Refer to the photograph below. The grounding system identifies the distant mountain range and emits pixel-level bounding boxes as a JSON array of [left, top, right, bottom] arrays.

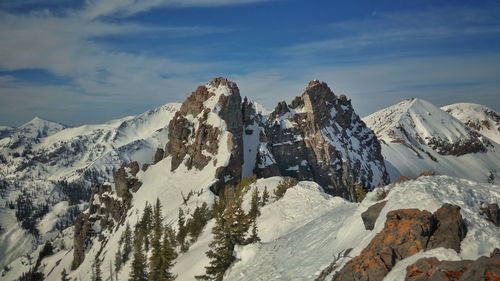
[[364, 98, 500, 184]]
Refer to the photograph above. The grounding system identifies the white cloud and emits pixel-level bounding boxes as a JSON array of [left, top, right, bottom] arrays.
[[0, 5, 226, 125], [229, 53, 500, 117], [283, 5, 500, 56], [82, 0, 275, 19]]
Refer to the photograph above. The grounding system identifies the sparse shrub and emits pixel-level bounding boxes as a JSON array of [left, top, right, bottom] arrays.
[[395, 175, 412, 184], [353, 183, 366, 203], [375, 188, 388, 201], [274, 178, 299, 200], [418, 170, 435, 177]]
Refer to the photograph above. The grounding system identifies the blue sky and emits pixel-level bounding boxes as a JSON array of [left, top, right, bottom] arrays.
[[0, 0, 499, 126]]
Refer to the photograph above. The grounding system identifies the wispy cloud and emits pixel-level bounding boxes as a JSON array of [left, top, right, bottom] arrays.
[[0, 4, 226, 125], [82, 0, 275, 19], [283, 5, 500, 57]]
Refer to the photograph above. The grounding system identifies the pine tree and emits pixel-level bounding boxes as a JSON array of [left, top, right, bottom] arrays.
[[224, 187, 250, 245], [261, 186, 269, 206], [92, 254, 102, 281], [149, 198, 164, 281], [141, 202, 153, 251], [129, 232, 148, 281], [164, 224, 177, 248], [198, 207, 234, 281], [60, 268, 69, 281], [198, 186, 251, 280], [187, 202, 211, 243], [177, 208, 188, 251], [248, 220, 260, 243], [123, 223, 133, 263], [115, 248, 122, 272], [160, 227, 177, 280], [248, 187, 260, 219]]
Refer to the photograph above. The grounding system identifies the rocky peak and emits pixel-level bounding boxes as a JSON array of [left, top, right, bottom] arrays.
[[255, 80, 388, 199], [165, 77, 243, 194]]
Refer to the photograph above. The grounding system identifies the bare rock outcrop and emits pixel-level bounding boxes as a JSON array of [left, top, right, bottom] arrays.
[[480, 203, 500, 226], [71, 213, 92, 269], [256, 80, 388, 199], [114, 161, 142, 200], [361, 201, 387, 230], [405, 249, 500, 281], [165, 77, 243, 194], [333, 204, 467, 281]]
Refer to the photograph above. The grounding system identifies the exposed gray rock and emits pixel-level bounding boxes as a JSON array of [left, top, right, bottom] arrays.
[[361, 201, 387, 230], [480, 203, 500, 226], [405, 248, 500, 281], [114, 161, 142, 200], [427, 203, 467, 252], [153, 147, 164, 164], [256, 80, 388, 199], [71, 214, 91, 269], [165, 77, 243, 194]]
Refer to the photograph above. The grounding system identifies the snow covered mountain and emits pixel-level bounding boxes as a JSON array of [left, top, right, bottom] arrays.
[[363, 98, 500, 184], [1, 79, 499, 281], [442, 103, 500, 145], [0, 103, 179, 269]]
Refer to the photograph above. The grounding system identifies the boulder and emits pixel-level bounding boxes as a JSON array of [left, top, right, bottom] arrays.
[[361, 201, 387, 230], [333, 204, 467, 281], [480, 203, 500, 226], [153, 147, 164, 164], [406, 249, 500, 281]]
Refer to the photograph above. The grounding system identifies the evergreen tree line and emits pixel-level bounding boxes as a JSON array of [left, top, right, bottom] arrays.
[[197, 183, 264, 281], [14, 190, 50, 237], [113, 198, 180, 281]]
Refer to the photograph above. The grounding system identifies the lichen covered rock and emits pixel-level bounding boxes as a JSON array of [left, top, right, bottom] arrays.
[[333, 204, 467, 281], [405, 249, 500, 281]]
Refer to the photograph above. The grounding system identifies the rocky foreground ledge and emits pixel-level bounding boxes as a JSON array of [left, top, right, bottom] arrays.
[[333, 203, 499, 281]]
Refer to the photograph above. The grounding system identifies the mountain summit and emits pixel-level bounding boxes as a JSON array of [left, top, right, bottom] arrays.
[[256, 80, 388, 200], [364, 98, 500, 183]]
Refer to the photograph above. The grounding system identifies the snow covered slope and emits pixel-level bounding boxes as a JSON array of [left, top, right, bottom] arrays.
[[7, 173, 497, 281], [442, 103, 500, 145], [0, 103, 179, 269], [24, 78, 247, 281], [363, 98, 500, 184], [225, 176, 499, 280]]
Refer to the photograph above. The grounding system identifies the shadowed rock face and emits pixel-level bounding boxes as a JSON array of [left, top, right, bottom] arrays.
[[333, 204, 467, 281], [165, 78, 388, 199], [72, 213, 91, 270], [114, 161, 141, 199], [405, 249, 500, 281], [255, 80, 388, 199], [165, 77, 243, 194], [480, 203, 500, 226], [361, 201, 387, 230]]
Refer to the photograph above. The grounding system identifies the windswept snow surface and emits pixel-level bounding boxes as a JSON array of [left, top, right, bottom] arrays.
[[442, 103, 500, 145], [363, 98, 500, 184], [225, 176, 500, 281], [5, 171, 499, 281]]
